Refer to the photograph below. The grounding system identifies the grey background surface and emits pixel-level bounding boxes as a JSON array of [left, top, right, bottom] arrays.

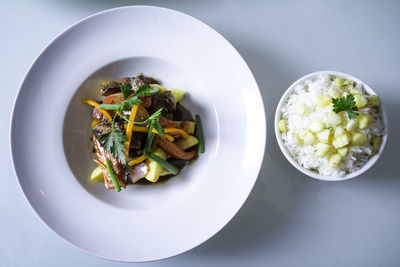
[[1, 0, 400, 266]]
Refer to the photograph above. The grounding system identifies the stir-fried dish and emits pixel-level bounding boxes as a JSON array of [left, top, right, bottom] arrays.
[[83, 74, 204, 191]]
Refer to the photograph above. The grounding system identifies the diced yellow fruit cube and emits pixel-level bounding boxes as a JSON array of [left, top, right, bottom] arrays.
[[350, 88, 363, 95], [352, 132, 367, 146], [171, 88, 185, 102], [358, 114, 372, 129], [317, 129, 331, 144], [329, 153, 343, 168], [90, 166, 104, 182], [333, 133, 351, 149], [337, 147, 348, 157], [354, 94, 368, 108], [303, 132, 315, 145], [145, 147, 167, 182], [331, 90, 341, 98], [346, 119, 358, 132], [317, 95, 331, 107], [343, 80, 354, 90], [309, 121, 325, 133], [176, 135, 199, 151], [316, 143, 331, 158], [293, 134, 303, 146], [186, 121, 196, 135], [334, 126, 345, 137], [278, 120, 287, 132], [297, 129, 307, 140], [327, 113, 342, 126], [372, 137, 382, 155], [369, 95, 380, 107], [334, 77, 344, 88]]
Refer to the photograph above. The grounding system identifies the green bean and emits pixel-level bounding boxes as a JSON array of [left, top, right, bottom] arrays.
[[195, 114, 205, 153], [105, 159, 121, 192]]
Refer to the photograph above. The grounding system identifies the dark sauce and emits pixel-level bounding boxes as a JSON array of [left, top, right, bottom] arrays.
[[174, 103, 195, 122]]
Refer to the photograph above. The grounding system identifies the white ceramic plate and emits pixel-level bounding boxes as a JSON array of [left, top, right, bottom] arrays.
[[10, 6, 266, 262]]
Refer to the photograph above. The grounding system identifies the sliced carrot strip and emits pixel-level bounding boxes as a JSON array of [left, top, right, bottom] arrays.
[[82, 99, 112, 121], [128, 155, 147, 166], [164, 128, 190, 139], [124, 105, 139, 157]]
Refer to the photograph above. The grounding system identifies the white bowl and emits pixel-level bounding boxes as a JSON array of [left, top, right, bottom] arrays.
[[275, 71, 388, 181], [10, 6, 266, 262]]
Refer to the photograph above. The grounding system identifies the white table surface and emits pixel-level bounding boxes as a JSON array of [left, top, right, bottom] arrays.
[[2, 1, 400, 266]]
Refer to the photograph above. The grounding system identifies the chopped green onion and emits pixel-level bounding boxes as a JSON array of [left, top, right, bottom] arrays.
[[98, 104, 122, 110], [152, 120, 165, 138], [143, 125, 155, 156], [334, 77, 344, 88], [147, 153, 179, 175], [105, 159, 121, 192], [195, 114, 205, 153]]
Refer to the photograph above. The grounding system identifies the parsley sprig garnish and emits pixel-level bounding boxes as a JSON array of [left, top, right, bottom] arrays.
[[332, 94, 359, 119], [98, 112, 128, 164], [97, 83, 162, 164]]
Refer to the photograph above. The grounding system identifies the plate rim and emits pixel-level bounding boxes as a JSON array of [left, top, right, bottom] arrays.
[[9, 5, 266, 262]]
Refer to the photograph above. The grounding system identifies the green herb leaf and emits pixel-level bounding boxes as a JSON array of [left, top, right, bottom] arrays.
[[123, 96, 143, 109], [120, 83, 134, 100], [99, 130, 127, 164], [332, 94, 359, 119]]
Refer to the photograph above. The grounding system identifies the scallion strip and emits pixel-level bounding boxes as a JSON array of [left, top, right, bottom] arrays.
[[143, 125, 155, 156], [195, 114, 205, 153], [98, 104, 122, 110], [152, 120, 165, 137], [105, 159, 121, 192], [148, 153, 179, 175]]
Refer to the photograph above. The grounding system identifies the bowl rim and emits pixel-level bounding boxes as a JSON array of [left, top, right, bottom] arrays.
[[274, 70, 388, 181]]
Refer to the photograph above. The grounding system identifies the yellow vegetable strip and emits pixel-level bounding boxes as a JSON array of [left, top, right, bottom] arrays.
[[91, 118, 99, 128], [164, 128, 190, 139], [82, 99, 112, 122], [93, 158, 107, 169], [128, 155, 147, 166], [130, 125, 174, 142], [124, 105, 139, 157]]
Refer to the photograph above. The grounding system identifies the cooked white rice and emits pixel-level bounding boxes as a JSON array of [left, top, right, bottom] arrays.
[[280, 74, 385, 177]]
